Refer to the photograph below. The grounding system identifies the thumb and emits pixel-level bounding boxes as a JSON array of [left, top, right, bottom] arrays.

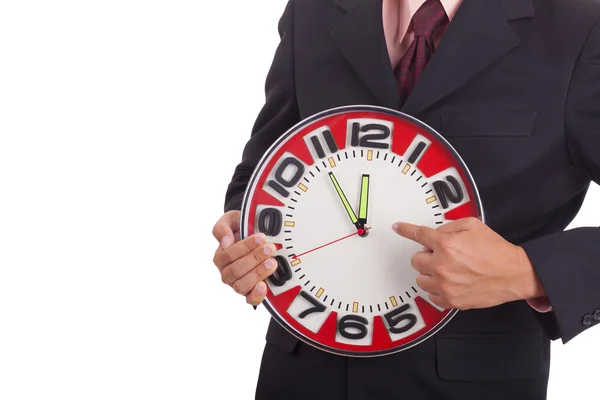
[[212, 210, 241, 250], [436, 218, 473, 234]]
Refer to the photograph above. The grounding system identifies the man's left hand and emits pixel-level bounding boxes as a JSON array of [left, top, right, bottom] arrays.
[[393, 217, 545, 310]]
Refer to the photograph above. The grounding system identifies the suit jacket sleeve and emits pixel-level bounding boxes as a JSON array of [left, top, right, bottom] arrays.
[[521, 18, 600, 344], [224, 0, 300, 213]]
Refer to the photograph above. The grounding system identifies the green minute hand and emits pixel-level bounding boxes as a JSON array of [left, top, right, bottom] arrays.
[[328, 172, 361, 230], [358, 174, 370, 226]]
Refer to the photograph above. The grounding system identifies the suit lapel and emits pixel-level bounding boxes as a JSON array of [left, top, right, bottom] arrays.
[[332, 0, 401, 109], [401, 0, 534, 116]]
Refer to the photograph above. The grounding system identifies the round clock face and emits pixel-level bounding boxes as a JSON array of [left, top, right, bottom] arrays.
[[240, 106, 483, 357]]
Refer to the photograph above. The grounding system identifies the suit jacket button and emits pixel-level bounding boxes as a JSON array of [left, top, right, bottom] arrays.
[[583, 314, 593, 326], [594, 309, 600, 321]]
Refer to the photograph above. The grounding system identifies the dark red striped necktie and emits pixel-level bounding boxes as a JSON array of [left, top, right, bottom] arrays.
[[395, 0, 449, 105]]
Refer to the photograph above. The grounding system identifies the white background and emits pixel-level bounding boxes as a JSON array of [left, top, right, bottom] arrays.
[[0, 1, 598, 399]]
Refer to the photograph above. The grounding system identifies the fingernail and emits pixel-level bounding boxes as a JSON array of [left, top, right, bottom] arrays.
[[257, 281, 266, 294], [392, 223, 399, 232], [265, 258, 277, 270], [255, 233, 267, 244], [221, 236, 234, 249], [264, 243, 276, 255], [253, 283, 266, 310]]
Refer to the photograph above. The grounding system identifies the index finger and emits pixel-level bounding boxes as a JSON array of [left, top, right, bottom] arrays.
[[392, 222, 442, 250]]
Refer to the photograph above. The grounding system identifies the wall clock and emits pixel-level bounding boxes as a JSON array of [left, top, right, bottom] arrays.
[[240, 106, 483, 357]]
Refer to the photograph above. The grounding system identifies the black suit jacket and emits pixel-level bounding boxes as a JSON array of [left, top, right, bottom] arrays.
[[224, 0, 600, 398]]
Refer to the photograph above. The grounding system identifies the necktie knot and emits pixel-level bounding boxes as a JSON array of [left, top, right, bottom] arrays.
[[411, 0, 448, 37]]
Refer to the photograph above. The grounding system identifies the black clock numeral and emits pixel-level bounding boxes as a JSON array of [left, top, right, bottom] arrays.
[[338, 315, 369, 340], [268, 255, 293, 287], [433, 176, 464, 209], [309, 129, 338, 159], [407, 141, 427, 164], [267, 157, 305, 198], [384, 303, 418, 334], [351, 122, 391, 149], [298, 291, 327, 319], [257, 208, 282, 236], [267, 180, 288, 197]]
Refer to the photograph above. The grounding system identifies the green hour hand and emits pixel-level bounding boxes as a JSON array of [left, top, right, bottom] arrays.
[[358, 174, 370, 226], [328, 172, 361, 230]]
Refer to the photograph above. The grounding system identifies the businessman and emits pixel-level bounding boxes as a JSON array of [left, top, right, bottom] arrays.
[[212, 0, 600, 398]]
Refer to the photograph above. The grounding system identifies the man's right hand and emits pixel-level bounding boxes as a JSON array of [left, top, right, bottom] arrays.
[[212, 210, 279, 306]]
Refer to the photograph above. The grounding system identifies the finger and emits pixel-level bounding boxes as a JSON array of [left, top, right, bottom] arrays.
[[428, 293, 450, 310], [214, 233, 269, 271], [410, 251, 434, 274], [416, 273, 438, 294], [212, 211, 241, 249], [232, 258, 279, 296], [393, 222, 442, 250], [246, 281, 268, 306], [221, 239, 277, 285], [223, 246, 278, 286]]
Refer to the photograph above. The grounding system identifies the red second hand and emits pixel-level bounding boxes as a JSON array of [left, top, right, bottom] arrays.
[[291, 227, 371, 259]]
